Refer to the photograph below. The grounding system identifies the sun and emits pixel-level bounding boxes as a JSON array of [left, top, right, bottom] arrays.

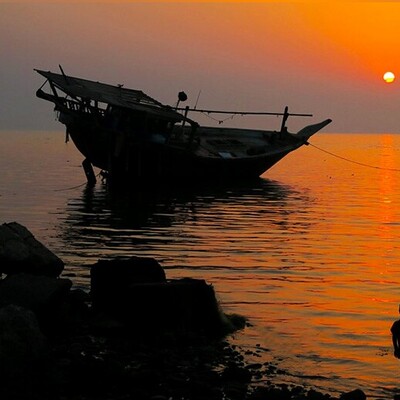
[[383, 71, 395, 83]]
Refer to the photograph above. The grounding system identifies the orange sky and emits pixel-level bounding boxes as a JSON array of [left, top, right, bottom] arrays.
[[0, 1, 399, 132], [297, 3, 400, 77]]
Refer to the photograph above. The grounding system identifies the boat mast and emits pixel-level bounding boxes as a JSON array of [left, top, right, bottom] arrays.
[[280, 106, 289, 135]]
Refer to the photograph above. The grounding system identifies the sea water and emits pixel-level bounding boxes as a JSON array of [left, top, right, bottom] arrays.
[[1, 130, 400, 398]]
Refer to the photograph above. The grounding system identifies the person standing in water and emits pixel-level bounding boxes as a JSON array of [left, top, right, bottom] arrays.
[[391, 305, 400, 358]]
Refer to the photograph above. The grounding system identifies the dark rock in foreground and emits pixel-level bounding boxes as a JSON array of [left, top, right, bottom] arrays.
[[0, 273, 72, 314], [0, 222, 64, 277], [91, 256, 166, 301], [0, 223, 370, 400], [0, 273, 72, 334], [91, 257, 233, 337], [0, 304, 50, 398], [340, 389, 367, 400], [0, 304, 48, 374]]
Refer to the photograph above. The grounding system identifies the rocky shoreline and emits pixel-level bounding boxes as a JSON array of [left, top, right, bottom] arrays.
[[0, 222, 367, 400]]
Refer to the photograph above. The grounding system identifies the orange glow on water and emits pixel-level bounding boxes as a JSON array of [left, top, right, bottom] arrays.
[[2, 131, 400, 395]]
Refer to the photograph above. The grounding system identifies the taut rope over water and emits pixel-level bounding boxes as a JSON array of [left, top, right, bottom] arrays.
[[308, 143, 400, 172]]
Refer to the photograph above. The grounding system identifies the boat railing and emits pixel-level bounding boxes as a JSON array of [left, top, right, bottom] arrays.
[[175, 105, 312, 134], [60, 98, 106, 117]]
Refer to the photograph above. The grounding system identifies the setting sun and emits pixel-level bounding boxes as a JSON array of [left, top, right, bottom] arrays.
[[383, 71, 395, 83]]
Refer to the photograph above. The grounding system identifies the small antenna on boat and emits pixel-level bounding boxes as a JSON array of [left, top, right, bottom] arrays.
[[280, 106, 289, 133], [194, 90, 202, 110]]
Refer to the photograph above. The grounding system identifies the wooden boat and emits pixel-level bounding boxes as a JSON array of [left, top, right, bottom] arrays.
[[35, 67, 332, 185]]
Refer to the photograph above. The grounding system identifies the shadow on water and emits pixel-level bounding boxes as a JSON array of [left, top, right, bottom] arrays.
[[56, 177, 313, 271]]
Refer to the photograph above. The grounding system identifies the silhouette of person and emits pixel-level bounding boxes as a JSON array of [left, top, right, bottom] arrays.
[[391, 305, 400, 358]]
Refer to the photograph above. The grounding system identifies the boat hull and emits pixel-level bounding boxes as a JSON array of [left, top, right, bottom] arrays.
[[66, 122, 298, 183]]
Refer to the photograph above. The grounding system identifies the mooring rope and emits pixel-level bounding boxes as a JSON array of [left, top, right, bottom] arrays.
[[53, 181, 88, 192], [308, 143, 400, 172], [53, 172, 102, 192]]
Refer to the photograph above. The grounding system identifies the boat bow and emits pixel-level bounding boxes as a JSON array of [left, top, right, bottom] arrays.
[[295, 119, 332, 142]]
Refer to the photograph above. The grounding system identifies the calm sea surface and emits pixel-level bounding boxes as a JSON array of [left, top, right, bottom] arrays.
[[1, 130, 400, 398]]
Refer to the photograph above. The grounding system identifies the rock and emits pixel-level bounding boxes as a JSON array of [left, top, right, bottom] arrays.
[[0, 273, 72, 328], [307, 388, 330, 400], [89, 311, 126, 335], [0, 304, 47, 371], [0, 222, 64, 277], [68, 288, 91, 306], [222, 364, 252, 382], [92, 269, 231, 337], [246, 363, 263, 370], [52, 289, 91, 333], [248, 386, 293, 400], [91, 256, 166, 283], [0, 305, 49, 396], [91, 256, 165, 318], [91, 256, 166, 304], [340, 389, 366, 400]]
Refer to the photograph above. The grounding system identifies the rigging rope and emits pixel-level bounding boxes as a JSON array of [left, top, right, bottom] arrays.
[[200, 111, 238, 124], [308, 143, 400, 172]]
